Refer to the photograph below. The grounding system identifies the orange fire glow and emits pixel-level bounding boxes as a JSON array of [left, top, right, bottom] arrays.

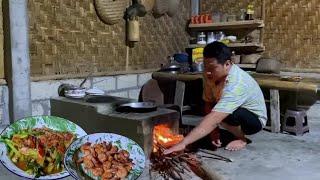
[[153, 124, 184, 150]]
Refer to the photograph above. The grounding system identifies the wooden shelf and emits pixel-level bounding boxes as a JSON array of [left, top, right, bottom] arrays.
[[188, 42, 265, 53], [229, 42, 265, 52], [235, 63, 257, 69], [188, 44, 206, 48], [189, 20, 264, 31]]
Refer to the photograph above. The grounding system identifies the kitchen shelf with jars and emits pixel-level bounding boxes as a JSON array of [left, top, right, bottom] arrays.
[[189, 19, 264, 31], [188, 1, 266, 70]]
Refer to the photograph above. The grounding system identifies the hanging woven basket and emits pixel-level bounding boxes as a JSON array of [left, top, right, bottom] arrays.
[[94, 0, 128, 25], [167, 0, 180, 17], [153, 0, 168, 16], [139, 0, 155, 12]]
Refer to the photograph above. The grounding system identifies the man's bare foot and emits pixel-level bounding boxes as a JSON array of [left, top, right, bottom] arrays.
[[225, 139, 247, 151]]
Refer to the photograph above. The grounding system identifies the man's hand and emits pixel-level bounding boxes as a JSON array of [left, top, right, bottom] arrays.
[[163, 142, 186, 155], [210, 127, 221, 147], [164, 111, 228, 155], [212, 139, 222, 147]]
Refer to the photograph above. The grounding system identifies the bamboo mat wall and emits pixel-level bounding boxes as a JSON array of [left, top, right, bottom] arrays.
[[201, 0, 320, 72], [28, 0, 190, 79]]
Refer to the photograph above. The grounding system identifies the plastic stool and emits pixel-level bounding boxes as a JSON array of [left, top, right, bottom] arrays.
[[283, 108, 309, 135]]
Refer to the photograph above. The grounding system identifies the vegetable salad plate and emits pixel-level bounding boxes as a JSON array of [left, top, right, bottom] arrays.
[[0, 116, 87, 179], [64, 133, 145, 180]]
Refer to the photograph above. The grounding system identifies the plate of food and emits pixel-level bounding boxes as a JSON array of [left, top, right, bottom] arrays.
[[0, 116, 87, 179], [64, 133, 145, 180]]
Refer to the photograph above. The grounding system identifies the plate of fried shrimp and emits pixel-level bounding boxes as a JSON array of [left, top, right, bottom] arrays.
[[64, 133, 145, 180]]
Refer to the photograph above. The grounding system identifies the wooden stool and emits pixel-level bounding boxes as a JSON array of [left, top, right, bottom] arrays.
[[283, 108, 309, 135]]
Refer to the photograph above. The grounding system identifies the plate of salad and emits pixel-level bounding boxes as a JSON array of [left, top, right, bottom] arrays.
[[0, 116, 87, 179]]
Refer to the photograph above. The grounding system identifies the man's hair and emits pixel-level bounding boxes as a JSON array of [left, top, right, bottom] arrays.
[[203, 41, 232, 64]]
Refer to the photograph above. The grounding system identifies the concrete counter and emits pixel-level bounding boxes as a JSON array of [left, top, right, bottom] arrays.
[[152, 71, 320, 133], [152, 71, 320, 95], [50, 96, 180, 152]]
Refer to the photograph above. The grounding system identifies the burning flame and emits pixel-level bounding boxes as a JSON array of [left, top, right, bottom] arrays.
[[153, 124, 184, 150]]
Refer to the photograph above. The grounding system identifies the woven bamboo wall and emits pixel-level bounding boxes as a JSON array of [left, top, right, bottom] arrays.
[[201, 0, 320, 72], [0, 0, 4, 79], [28, 0, 190, 78]]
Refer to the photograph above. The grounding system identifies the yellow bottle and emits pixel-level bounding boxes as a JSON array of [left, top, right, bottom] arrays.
[[246, 4, 254, 20]]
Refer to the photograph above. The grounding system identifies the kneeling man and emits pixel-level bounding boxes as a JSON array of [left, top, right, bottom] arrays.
[[165, 41, 267, 154]]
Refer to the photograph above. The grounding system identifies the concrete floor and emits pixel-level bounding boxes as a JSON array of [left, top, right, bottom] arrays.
[[1, 102, 320, 180]]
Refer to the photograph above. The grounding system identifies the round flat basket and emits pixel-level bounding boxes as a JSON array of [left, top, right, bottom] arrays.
[[139, 0, 155, 12], [167, 0, 180, 17], [94, 0, 128, 25], [153, 0, 169, 16]]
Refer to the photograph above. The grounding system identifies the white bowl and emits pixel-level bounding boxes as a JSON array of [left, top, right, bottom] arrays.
[[226, 36, 237, 42], [65, 88, 86, 98]]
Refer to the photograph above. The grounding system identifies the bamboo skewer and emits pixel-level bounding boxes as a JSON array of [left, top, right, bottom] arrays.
[[198, 149, 233, 162], [151, 139, 231, 179], [199, 155, 232, 162]]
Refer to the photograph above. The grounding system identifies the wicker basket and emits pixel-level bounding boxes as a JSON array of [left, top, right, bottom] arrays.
[[94, 0, 128, 25], [167, 0, 180, 17], [241, 54, 262, 64], [256, 58, 281, 74], [139, 0, 155, 12], [153, 0, 168, 16]]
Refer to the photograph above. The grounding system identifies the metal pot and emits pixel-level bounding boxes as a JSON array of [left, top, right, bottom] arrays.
[[160, 56, 182, 73], [58, 84, 85, 97], [160, 64, 181, 73], [192, 62, 204, 72], [116, 102, 157, 113]]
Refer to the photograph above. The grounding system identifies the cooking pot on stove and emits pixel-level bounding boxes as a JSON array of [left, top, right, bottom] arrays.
[[159, 56, 181, 73]]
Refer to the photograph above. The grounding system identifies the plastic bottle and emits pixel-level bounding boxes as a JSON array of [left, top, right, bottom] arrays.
[[245, 4, 254, 20]]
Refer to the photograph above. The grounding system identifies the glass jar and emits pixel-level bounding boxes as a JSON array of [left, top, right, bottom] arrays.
[[215, 31, 225, 41], [207, 32, 216, 44], [212, 12, 221, 23], [246, 4, 254, 20], [197, 32, 207, 45], [227, 15, 237, 22], [239, 9, 246, 21]]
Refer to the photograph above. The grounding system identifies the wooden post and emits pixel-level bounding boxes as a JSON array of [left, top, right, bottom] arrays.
[[270, 89, 280, 133], [0, 56, 3, 79], [259, 0, 265, 44], [3, 0, 32, 121], [174, 81, 186, 112]]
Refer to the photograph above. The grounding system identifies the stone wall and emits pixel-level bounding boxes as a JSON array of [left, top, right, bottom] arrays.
[[31, 73, 152, 116]]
